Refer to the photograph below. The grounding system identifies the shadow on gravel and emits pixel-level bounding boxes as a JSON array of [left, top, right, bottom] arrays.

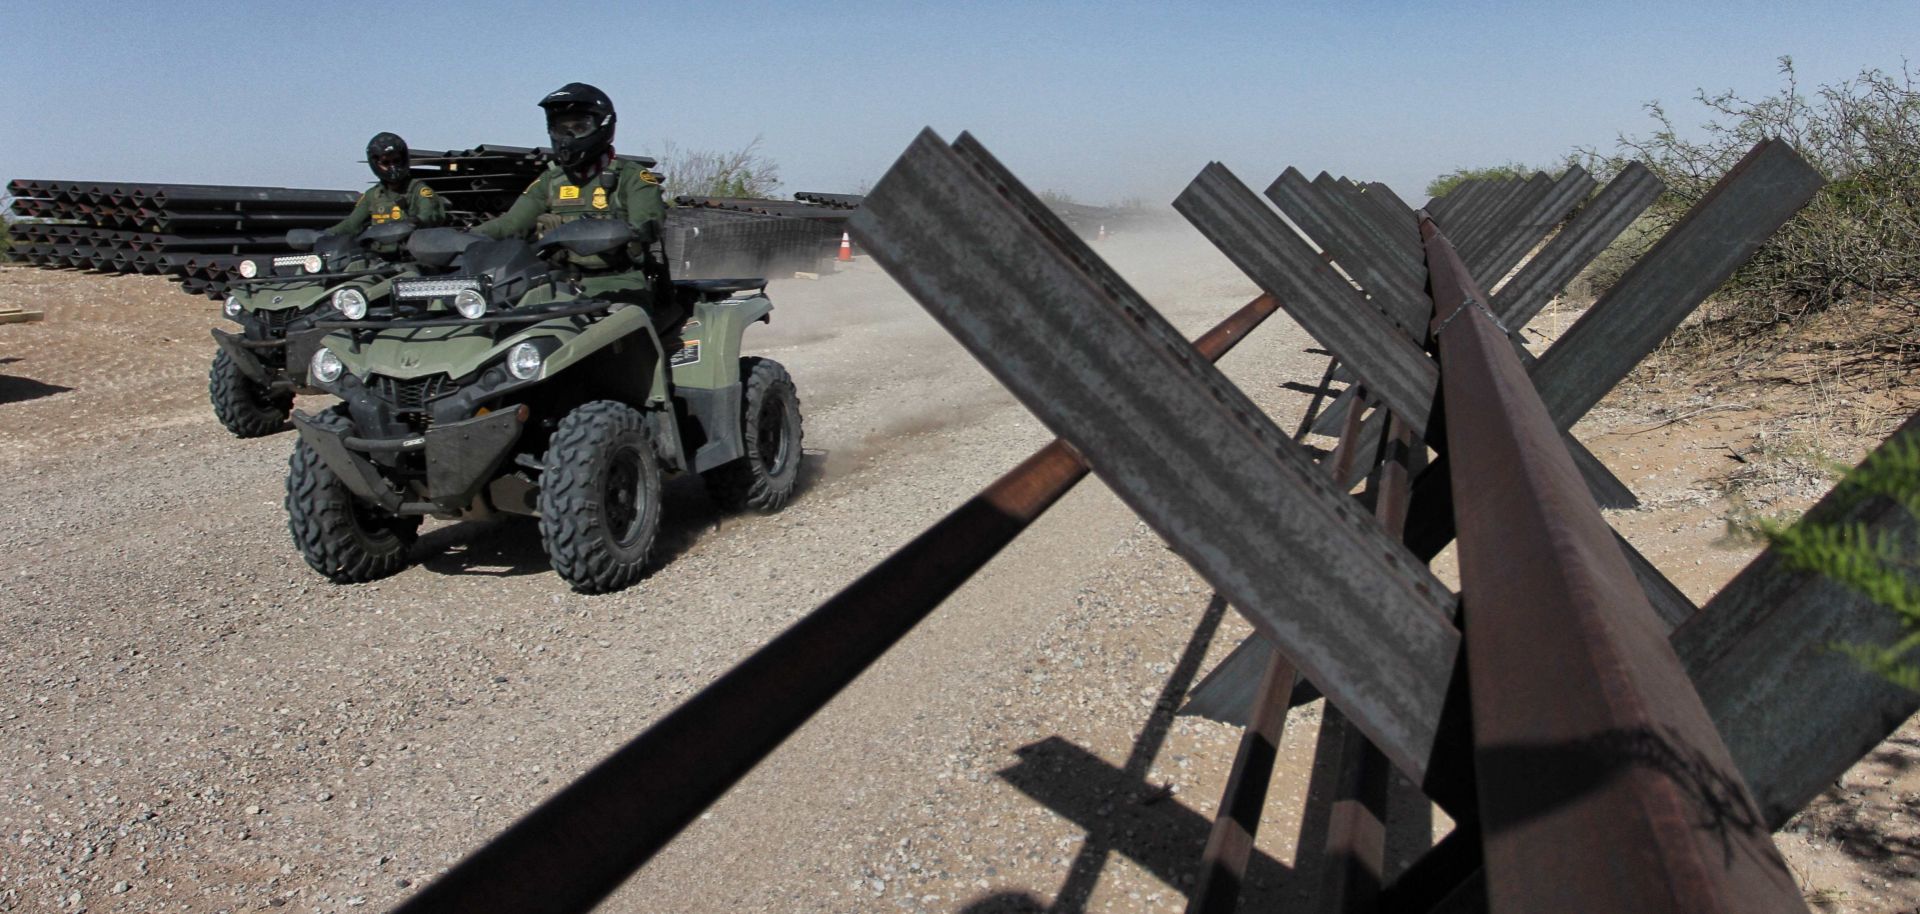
[[416, 517, 550, 578], [983, 594, 1297, 912], [0, 363, 72, 405], [410, 458, 828, 584]]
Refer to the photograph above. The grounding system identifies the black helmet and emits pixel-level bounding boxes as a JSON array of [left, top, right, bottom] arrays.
[[539, 82, 616, 176], [366, 132, 410, 188]]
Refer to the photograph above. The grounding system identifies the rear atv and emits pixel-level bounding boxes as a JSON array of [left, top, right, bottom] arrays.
[[287, 220, 805, 593], [209, 222, 419, 437]]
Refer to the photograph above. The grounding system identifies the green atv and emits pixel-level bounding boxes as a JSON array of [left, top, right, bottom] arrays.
[[286, 220, 804, 593], [209, 221, 419, 437]]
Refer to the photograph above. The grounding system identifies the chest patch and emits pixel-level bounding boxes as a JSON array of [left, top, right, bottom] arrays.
[[558, 185, 582, 200], [591, 186, 609, 210]]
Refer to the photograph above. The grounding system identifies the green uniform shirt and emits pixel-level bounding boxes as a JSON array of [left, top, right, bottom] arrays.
[[325, 178, 448, 236], [474, 160, 666, 252]]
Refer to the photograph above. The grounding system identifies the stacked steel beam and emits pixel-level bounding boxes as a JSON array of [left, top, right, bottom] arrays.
[[668, 193, 855, 278], [5, 179, 356, 298]]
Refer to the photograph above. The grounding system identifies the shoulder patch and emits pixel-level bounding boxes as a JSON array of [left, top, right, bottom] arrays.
[[639, 169, 662, 185], [524, 178, 541, 194], [418, 185, 435, 197]]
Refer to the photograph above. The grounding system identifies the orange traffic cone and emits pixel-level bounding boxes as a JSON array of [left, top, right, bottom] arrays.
[[837, 232, 853, 262]]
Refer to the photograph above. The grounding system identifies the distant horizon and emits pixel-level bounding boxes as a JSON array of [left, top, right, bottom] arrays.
[[3, 2, 1914, 207]]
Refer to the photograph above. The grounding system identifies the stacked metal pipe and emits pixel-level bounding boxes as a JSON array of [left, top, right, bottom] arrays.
[[5, 179, 358, 297], [4, 146, 863, 297]]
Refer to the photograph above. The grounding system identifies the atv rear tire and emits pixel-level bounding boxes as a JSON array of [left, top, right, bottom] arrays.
[[540, 400, 662, 594], [285, 407, 419, 583], [210, 348, 293, 438], [703, 357, 804, 513]]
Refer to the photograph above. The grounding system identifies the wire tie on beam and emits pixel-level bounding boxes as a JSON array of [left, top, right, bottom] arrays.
[[1432, 295, 1508, 337]]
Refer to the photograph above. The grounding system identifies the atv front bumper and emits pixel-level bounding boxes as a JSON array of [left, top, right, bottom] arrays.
[[293, 408, 526, 516], [211, 326, 329, 392]]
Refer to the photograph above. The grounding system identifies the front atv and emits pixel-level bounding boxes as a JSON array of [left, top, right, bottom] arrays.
[[287, 221, 804, 592], [209, 222, 419, 437]]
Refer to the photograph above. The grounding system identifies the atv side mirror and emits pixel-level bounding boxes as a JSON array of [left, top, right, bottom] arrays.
[[535, 219, 634, 258], [358, 219, 416, 247], [410, 227, 487, 269], [285, 228, 321, 251]]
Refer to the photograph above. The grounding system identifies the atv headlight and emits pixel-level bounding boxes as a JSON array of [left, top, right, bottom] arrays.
[[310, 347, 345, 384], [332, 287, 368, 320], [223, 296, 243, 318], [453, 288, 488, 320], [237, 259, 259, 279], [506, 341, 544, 380]]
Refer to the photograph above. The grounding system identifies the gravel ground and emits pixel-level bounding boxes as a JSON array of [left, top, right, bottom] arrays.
[[0, 226, 1914, 913]]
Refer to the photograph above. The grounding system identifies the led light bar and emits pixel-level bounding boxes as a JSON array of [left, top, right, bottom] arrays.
[[395, 277, 484, 300], [273, 254, 323, 273]]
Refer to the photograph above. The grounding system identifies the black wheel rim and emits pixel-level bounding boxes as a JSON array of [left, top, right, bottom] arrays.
[[605, 444, 647, 547], [755, 394, 789, 475]]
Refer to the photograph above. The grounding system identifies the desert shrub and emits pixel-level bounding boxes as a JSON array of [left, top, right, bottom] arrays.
[[1424, 162, 1547, 200], [653, 136, 781, 200], [1578, 59, 1920, 345]]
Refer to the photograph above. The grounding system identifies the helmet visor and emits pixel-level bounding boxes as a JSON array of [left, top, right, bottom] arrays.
[[548, 110, 599, 139]]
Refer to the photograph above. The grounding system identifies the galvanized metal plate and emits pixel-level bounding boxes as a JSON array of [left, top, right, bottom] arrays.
[[854, 129, 1461, 781]]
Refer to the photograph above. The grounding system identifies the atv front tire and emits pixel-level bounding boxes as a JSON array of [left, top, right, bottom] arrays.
[[285, 407, 419, 583], [703, 357, 804, 513], [539, 400, 663, 594], [210, 348, 293, 438]]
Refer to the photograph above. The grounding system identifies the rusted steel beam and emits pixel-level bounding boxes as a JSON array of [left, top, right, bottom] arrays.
[[1187, 651, 1299, 914], [1189, 369, 1420, 914], [1533, 139, 1825, 428], [1177, 164, 1440, 438], [387, 291, 1288, 914], [1425, 216, 1805, 914], [1381, 407, 1920, 914], [858, 129, 1460, 784], [1310, 415, 1420, 913]]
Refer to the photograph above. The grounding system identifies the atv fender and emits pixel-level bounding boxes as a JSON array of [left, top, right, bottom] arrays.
[[291, 412, 407, 513], [211, 328, 275, 386], [540, 304, 673, 408], [669, 295, 774, 392], [666, 294, 774, 472]]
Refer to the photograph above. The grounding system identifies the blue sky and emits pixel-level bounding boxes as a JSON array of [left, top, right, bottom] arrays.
[[3, 1, 1914, 204]]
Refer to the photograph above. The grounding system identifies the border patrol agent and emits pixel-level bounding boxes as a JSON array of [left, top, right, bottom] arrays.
[[475, 83, 671, 318], [325, 132, 448, 238]]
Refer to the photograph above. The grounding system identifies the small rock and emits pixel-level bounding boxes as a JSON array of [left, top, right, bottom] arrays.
[[112, 882, 129, 894]]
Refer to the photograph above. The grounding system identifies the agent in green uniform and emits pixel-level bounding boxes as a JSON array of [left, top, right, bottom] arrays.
[[325, 132, 448, 238], [475, 82, 671, 318]]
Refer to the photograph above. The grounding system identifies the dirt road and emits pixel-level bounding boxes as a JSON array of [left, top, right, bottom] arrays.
[[0, 228, 1912, 913]]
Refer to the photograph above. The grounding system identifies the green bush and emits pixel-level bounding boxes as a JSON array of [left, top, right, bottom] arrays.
[[1757, 432, 1920, 691], [1578, 58, 1920, 343]]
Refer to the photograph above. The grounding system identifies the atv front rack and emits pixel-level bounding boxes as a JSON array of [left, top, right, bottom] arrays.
[[228, 264, 402, 289], [315, 300, 612, 331]]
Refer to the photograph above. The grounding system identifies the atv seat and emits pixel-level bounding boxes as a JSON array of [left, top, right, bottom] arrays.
[[672, 278, 766, 298]]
